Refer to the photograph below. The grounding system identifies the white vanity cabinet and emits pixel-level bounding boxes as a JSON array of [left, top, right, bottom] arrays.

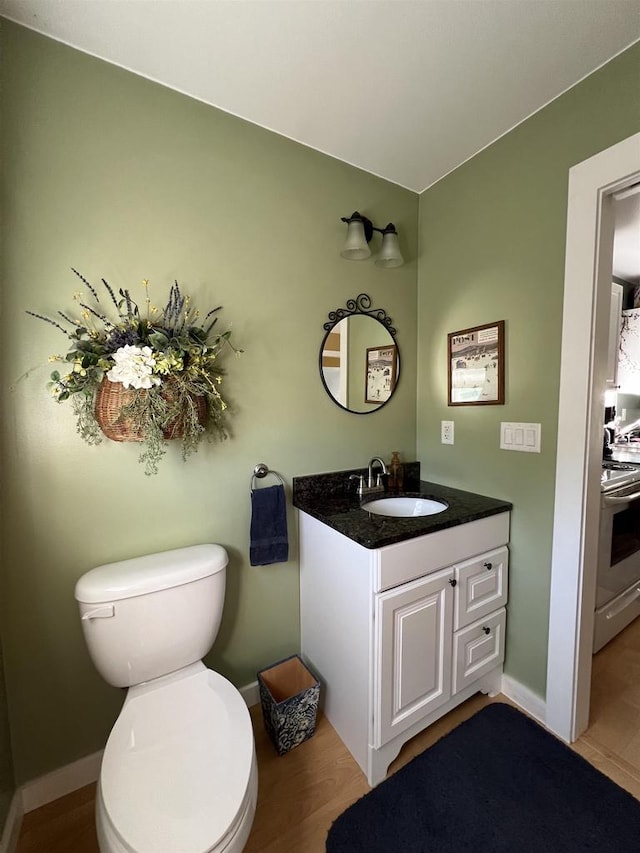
[[299, 510, 509, 787]]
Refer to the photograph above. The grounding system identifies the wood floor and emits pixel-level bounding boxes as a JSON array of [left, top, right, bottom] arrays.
[[17, 617, 640, 852]]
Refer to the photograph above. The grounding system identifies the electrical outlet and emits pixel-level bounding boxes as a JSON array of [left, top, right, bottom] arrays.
[[441, 420, 454, 445]]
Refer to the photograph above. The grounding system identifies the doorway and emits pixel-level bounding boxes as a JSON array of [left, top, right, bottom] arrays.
[[546, 132, 640, 744]]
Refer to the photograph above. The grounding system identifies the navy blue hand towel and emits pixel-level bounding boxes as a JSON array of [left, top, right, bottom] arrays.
[[250, 484, 289, 566]]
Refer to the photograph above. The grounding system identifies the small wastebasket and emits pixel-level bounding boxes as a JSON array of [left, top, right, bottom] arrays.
[[257, 654, 320, 755]]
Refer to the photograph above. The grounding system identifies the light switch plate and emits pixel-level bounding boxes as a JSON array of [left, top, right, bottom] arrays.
[[500, 422, 541, 453], [441, 420, 454, 445]]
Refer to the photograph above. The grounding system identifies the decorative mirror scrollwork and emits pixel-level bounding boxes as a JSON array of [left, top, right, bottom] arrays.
[[320, 294, 400, 414]]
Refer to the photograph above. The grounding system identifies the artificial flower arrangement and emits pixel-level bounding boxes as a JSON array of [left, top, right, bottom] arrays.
[[27, 269, 240, 475]]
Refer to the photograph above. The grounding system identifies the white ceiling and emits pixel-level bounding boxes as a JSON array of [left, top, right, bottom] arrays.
[[2, 0, 638, 280], [1, 0, 638, 194]]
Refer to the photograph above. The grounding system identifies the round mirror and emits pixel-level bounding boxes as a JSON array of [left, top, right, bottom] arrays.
[[319, 295, 400, 414]]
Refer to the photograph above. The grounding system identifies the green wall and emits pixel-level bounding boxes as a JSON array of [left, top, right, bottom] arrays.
[[0, 21, 418, 784], [1, 16, 638, 794], [417, 43, 640, 697]]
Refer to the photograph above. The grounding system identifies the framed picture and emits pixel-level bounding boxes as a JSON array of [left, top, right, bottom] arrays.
[[448, 321, 505, 406], [365, 345, 397, 404]]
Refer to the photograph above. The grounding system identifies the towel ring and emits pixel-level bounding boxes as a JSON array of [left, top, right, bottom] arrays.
[[251, 463, 285, 492]]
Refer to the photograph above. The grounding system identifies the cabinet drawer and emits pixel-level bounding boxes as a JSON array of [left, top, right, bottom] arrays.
[[454, 546, 508, 630], [452, 608, 506, 694], [374, 513, 510, 592]]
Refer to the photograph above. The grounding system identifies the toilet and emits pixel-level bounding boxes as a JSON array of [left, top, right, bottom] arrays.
[[75, 544, 257, 853]]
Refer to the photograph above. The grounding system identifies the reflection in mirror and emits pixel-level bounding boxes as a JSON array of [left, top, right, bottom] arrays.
[[320, 294, 400, 414]]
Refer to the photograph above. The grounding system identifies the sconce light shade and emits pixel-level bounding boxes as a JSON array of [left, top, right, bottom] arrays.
[[340, 212, 372, 260], [374, 224, 404, 269], [340, 211, 403, 267]]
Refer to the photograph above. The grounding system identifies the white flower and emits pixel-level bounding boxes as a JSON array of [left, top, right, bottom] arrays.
[[106, 345, 161, 390]]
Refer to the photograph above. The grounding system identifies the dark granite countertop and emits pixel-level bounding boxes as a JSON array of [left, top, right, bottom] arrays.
[[293, 464, 512, 549]]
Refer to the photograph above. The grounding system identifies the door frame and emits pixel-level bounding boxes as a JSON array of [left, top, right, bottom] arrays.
[[546, 133, 640, 742]]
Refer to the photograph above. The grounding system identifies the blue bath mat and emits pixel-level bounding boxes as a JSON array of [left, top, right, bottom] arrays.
[[326, 703, 640, 852]]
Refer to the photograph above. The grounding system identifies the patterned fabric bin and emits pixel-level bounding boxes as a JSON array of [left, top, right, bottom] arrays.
[[257, 654, 320, 755]]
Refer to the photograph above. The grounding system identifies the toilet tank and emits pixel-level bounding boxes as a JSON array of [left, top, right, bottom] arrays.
[[75, 544, 228, 688]]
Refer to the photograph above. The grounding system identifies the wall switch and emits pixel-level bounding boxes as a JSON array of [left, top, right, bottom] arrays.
[[500, 422, 541, 452], [441, 420, 454, 445]]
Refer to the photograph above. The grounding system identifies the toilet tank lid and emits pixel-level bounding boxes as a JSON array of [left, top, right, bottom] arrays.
[[75, 544, 228, 604]]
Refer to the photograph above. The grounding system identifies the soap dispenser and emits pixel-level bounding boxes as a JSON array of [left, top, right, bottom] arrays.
[[388, 451, 404, 492]]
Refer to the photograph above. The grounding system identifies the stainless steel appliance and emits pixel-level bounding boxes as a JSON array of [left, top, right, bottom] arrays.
[[595, 461, 640, 652]]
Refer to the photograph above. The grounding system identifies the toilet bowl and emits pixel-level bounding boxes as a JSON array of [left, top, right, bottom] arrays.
[[75, 544, 256, 853], [96, 664, 257, 853]]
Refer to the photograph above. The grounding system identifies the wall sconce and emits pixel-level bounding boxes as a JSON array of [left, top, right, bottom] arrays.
[[340, 211, 404, 268]]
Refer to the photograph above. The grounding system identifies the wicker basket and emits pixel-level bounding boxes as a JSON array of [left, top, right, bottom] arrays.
[[95, 377, 207, 442]]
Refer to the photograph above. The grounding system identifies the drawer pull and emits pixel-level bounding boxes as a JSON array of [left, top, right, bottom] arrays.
[[448, 578, 457, 587], [482, 626, 491, 635], [484, 562, 493, 570], [605, 587, 640, 620]]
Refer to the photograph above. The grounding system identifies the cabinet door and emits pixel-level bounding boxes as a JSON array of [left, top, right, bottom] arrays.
[[374, 567, 453, 748], [453, 608, 506, 694], [454, 546, 508, 630]]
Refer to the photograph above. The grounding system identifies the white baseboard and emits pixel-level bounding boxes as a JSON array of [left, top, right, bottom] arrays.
[[240, 679, 260, 708], [0, 791, 24, 853], [501, 673, 547, 725], [21, 749, 103, 814]]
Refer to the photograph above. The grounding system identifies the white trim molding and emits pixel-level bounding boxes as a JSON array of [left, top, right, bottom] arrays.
[[240, 679, 260, 709], [546, 133, 640, 744], [501, 674, 546, 726], [21, 749, 103, 814], [0, 792, 23, 853]]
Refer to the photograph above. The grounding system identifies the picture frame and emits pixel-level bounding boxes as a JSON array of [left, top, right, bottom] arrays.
[[365, 345, 397, 404], [448, 321, 505, 406]]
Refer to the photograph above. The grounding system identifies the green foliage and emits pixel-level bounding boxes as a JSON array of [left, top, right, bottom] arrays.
[[72, 390, 103, 446], [28, 270, 241, 475]]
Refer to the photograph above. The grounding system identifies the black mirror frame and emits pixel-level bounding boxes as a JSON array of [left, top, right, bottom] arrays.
[[319, 293, 400, 415]]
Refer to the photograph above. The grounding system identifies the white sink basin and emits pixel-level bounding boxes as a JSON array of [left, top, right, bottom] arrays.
[[362, 497, 448, 517]]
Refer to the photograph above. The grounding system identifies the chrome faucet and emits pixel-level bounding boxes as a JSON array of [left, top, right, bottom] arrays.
[[349, 457, 388, 498], [368, 457, 387, 489]]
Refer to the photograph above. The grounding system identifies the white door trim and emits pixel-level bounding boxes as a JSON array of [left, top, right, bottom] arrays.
[[546, 132, 640, 743]]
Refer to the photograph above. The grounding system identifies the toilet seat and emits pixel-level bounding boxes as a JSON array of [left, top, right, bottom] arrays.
[[99, 664, 256, 853]]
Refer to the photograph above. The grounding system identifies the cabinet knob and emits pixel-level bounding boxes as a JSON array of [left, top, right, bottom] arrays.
[[448, 578, 457, 587], [484, 562, 493, 570], [482, 626, 491, 635]]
